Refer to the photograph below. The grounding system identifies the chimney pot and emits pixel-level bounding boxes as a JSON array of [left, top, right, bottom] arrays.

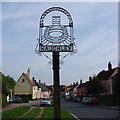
[[80, 79, 82, 84], [32, 77, 35, 81], [89, 76, 92, 81], [108, 62, 112, 70]]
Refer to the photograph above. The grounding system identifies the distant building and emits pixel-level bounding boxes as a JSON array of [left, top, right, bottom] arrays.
[[76, 79, 90, 97], [14, 68, 40, 100], [36, 80, 51, 98], [97, 62, 118, 95], [67, 82, 78, 96], [76, 62, 119, 96]]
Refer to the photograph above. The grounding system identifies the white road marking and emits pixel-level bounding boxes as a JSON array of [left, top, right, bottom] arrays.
[[70, 113, 80, 120]]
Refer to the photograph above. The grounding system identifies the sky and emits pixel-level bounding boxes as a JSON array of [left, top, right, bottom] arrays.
[[1, 1, 119, 85]]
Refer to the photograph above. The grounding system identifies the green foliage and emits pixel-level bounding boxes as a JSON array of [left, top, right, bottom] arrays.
[[112, 68, 120, 95], [2, 106, 30, 119], [22, 97, 30, 103], [85, 76, 105, 96], [2, 74, 16, 95], [22, 108, 41, 119]]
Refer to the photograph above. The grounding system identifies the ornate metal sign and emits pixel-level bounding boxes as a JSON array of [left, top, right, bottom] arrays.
[[35, 7, 75, 52]]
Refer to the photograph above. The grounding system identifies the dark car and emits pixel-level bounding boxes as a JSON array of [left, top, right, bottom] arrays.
[[86, 97, 98, 104], [61, 94, 66, 98], [9, 96, 22, 102], [69, 96, 74, 101], [72, 97, 80, 102]]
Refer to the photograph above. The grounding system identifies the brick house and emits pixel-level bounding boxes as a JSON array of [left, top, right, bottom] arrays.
[[97, 62, 118, 95], [76, 79, 91, 97]]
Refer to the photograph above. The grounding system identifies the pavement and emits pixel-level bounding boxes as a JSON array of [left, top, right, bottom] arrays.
[[0, 100, 41, 112]]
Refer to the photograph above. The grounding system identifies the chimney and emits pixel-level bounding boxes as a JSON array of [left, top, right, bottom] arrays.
[[80, 79, 82, 84], [89, 76, 92, 81], [76, 82, 78, 85], [44, 83, 46, 85], [39, 80, 41, 83], [108, 62, 112, 70], [73, 82, 75, 86], [32, 77, 35, 81], [27, 68, 31, 79]]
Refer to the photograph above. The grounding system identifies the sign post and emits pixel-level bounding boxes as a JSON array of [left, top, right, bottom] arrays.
[[35, 7, 75, 120], [53, 51, 61, 119]]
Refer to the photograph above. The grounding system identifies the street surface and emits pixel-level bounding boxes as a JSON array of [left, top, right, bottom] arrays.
[[61, 98, 120, 120]]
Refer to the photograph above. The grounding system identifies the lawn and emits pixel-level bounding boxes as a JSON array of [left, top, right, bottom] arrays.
[[98, 95, 120, 106], [41, 106, 77, 119], [2, 106, 30, 119], [21, 108, 41, 119]]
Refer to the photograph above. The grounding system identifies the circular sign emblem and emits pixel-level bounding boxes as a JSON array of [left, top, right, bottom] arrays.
[[43, 25, 68, 44]]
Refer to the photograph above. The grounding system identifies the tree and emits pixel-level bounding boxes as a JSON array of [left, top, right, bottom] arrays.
[[85, 76, 105, 96], [112, 68, 120, 95], [2, 74, 16, 95]]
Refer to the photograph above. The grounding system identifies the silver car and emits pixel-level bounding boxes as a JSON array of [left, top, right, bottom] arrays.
[[40, 98, 51, 106]]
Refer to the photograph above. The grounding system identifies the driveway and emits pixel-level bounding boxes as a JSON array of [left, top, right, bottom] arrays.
[[1, 100, 41, 112]]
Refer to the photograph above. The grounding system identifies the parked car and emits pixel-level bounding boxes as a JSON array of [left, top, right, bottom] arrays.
[[61, 94, 66, 98], [81, 97, 89, 104], [9, 96, 22, 102], [72, 97, 80, 102], [86, 97, 98, 104], [40, 98, 51, 106], [65, 95, 70, 101], [69, 96, 74, 101]]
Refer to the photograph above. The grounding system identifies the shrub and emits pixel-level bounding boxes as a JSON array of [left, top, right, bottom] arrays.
[[22, 97, 29, 103], [14, 99, 23, 103]]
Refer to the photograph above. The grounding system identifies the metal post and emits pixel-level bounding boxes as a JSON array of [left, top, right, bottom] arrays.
[[53, 51, 61, 120]]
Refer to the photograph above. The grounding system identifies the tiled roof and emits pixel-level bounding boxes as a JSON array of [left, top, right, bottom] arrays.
[[77, 81, 89, 89], [24, 73, 36, 86], [36, 82, 50, 91], [97, 67, 117, 81], [69, 84, 78, 91]]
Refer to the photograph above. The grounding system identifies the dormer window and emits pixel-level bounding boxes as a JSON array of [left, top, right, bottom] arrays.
[[22, 79, 25, 82]]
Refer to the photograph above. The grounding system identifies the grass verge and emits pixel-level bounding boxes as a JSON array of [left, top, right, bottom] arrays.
[[21, 108, 41, 119], [98, 96, 120, 106], [2, 106, 30, 119], [41, 106, 77, 119]]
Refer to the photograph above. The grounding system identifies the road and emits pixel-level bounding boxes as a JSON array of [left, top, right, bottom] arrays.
[[61, 98, 120, 120]]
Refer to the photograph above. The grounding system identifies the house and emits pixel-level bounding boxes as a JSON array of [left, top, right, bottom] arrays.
[[36, 80, 51, 98], [76, 79, 90, 97], [14, 68, 40, 100], [67, 82, 78, 96], [97, 62, 118, 95]]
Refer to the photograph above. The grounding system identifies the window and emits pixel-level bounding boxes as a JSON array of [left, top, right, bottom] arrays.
[[22, 79, 25, 82]]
